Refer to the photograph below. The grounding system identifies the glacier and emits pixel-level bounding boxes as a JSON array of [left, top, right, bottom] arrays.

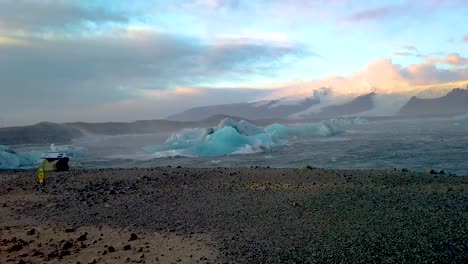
[[144, 118, 345, 158]]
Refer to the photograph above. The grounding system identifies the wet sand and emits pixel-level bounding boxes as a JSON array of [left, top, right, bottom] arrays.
[[1, 167, 467, 263]]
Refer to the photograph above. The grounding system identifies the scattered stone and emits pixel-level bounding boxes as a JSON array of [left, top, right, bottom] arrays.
[[62, 241, 73, 250], [439, 170, 445, 175], [8, 243, 23, 252], [26, 228, 36, 235], [65, 228, 76, 233], [102, 250, 108, 255], [129, 233, 138, 241], [123, 245, 131, 250], [77, 233, 87, 241], [88, 258, 97, 264], [47, 250, 58, 259], [108, 246, 115, 253]]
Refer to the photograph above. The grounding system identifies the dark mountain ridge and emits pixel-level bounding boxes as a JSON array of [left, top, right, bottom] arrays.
[[399, 88, 468, 117]]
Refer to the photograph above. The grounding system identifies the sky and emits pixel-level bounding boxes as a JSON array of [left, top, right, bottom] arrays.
[[0, 0, 467, 126]]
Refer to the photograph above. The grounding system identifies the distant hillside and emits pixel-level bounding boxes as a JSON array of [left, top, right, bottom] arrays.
[[314, 93, 375, 118], [65, 120, 198, 135], [0, 122, 83, 145], [399, 88, 468, 117], [168, 97, 319, 122]]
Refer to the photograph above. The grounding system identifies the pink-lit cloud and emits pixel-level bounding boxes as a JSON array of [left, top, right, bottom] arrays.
[[464, 35, 468, 42], [427, 53, 468, 66], [267, 58, 468, 100]]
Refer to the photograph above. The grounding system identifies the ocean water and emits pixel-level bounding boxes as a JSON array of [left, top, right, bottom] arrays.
[[9, 118, 467, 175], [62, 118, 468, 176]]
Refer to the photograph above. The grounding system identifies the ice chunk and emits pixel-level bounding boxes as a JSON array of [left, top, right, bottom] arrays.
[[265, 122, 343, 137], [454, 113, 468, 121], [0, 145, 42, 169], [0, 146, 20, 169], [217, 118, 263, 136], [50, 144, 88, 158], [144, 119, 345, 158], [235, 120, 264, 136], [19, 151, 43, 166], [353, 117, 369, 125]]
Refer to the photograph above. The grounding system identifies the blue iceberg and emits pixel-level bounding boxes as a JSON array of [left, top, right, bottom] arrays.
[[144, 118, 345, 158], [0, 145, 43, 169]]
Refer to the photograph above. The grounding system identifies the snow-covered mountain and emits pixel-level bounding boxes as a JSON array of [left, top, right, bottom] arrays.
[[168, 96, 320, 121], [169, 86, 468, 121]]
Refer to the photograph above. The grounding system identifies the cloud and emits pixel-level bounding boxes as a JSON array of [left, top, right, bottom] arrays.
[[464, 35, 468, 42], [427, 53, 468, 66], [267, 58, 468, 99], [0, 0, 128, 32], [393, 51, 413, 57], [347, 5, 403, 22], [0, 27, 304, 114], [402, 45, 418, 51]]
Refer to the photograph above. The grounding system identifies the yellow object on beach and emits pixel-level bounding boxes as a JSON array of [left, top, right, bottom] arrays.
[[37, 165, 45, 184]]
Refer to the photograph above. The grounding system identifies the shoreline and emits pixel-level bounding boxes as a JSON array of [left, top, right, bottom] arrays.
[[1, 167, 467, 263]]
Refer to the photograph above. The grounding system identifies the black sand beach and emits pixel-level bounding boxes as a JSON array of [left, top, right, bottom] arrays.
[[1, 167, 467, 263]]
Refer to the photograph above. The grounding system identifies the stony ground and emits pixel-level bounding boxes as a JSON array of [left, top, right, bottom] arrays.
[[1, 167, 467, 263]]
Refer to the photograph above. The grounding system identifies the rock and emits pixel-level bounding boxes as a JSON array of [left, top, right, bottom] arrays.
[[88, 259, 97, 264], [108, 246, 115, 253], [109, 189, 116, 195], [429, 169, 437, 174], [8, 243, 23, 252], [439, 170, 445, 175], [62, 241, 73, 250], [17, 260, 26, 264], [102, 250, 108, 255], [47, 251, 59, 259], [129, 233, 138, 241], [26, 228, 36, 235], [77, 233, 87, 241], [123, 245, 131, 250], [292, 202, 300, 207], [65, 228, 75, 233]]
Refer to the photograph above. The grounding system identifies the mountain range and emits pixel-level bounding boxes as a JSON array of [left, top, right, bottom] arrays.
[[1, 87, 467, 146], [170, 87, 468, 121]]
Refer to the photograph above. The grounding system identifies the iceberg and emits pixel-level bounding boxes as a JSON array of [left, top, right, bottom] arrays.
[[144, 118, 345, 158], [50, 144, 88, 158], [0, 145, 42, 169], [454, 113, 468, 121], [353, 117, 369, 125]]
